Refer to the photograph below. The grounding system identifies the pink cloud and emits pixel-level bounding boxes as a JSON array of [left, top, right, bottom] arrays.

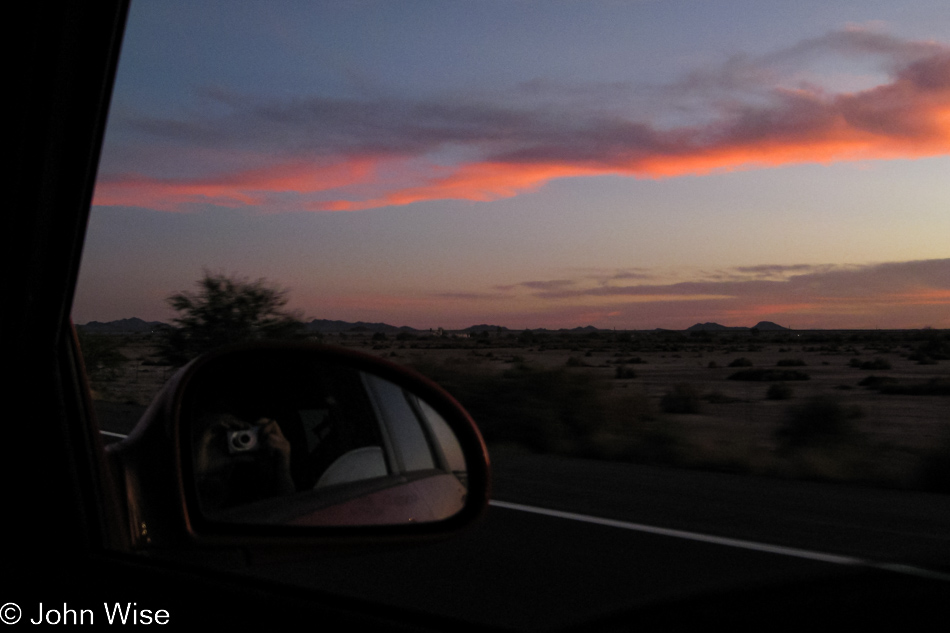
[[97, 30, 950, 213], [93, 158, 378, 211]]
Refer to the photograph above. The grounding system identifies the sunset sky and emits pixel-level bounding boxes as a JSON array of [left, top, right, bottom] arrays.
[[74, 0, 950, 330]]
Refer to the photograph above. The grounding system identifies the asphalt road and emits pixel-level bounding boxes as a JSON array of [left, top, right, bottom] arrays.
[[487, 447, 950, 572], [240, 448, 950, 629], [97, 408, 950, 629]]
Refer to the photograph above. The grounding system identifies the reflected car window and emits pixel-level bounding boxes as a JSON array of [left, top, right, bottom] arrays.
[[416, 397, 466, 475], [362, 373, 436, 473]]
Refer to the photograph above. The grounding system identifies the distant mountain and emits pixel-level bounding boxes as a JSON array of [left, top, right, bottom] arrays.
[[687, 321, 790, 332], [77, 318, 168, 333], [304, 319, 419, 334], [78, 317, 792, 336], [753, 321, 789, 331], [462, 324, 509, 333], [686, 322, 747, 332]]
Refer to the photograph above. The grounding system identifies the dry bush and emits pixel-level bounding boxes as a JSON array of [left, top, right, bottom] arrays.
[[660, 383, 703, 414], [878, 377, 950, 396], [775, 395, 863, 452], [615, 365, 638, 379], [703, 390, 743, 403], [728, 368, 810, 381], [766, 383, 794, 400], [776, 358, 807, 367], [410, 359, 609, 454], [849, 357, 892, 370]]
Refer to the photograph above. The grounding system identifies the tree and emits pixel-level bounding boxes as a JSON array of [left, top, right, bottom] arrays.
[[159, 272, 305, 366]]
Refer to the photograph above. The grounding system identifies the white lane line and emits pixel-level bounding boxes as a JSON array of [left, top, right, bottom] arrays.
[[490, 500, 861, 564], [490, 500, 950, 581], [99, 430, 128, 439], [871, 563, 950, 582]]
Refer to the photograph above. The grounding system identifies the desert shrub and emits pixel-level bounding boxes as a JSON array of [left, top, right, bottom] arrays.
[[588, 387, 668, 459], [858, 375, 898, 389], [766, 383, 794, 400], [728, 369, 810, 381], [409, 360, 610, 454], [909, 332, 950, 363], [565, 356, 590, 367], [615, 365, 637, 379], [516, 330, 536, 345], [849, 357, 891, 370], [775, 395, 862, 451], [704, 390, 742, 404], [622, 419, 686, 464], [660, 383, 702, 414], [444, 355, 481, 367], [707, 361, 719, 369], [858, 374, 950, 396], [728, 357, 753, 367], [776, 358, 806, 367], [875, 377, 950, 396]]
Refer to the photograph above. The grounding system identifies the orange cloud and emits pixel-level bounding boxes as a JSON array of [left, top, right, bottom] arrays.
[[93, 158, 378, 211], [313, 162, 602, 211], [326, 57, 950, 210]]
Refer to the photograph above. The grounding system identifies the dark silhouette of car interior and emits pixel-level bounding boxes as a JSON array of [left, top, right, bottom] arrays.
[[9, 2, 947, 630]]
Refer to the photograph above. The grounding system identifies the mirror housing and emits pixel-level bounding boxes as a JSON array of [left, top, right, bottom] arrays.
[[107, 342, 490, 549]]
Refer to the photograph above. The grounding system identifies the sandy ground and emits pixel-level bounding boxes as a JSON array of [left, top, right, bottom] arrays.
[[87, 331, 949, 490]]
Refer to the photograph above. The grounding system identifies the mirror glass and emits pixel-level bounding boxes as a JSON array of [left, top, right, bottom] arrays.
[[186, 354, 469, 526]]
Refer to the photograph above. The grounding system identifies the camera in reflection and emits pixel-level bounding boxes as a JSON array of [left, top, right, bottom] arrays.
[[227, 426, 262, 454]]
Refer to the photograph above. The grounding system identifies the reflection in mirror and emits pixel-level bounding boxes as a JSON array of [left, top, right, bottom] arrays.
[[188, 356, 468, 527]]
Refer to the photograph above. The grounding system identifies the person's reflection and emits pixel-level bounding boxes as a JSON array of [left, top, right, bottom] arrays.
[[194, 413, 296, 512]]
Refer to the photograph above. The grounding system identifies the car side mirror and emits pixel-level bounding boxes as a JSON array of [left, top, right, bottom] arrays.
[[108, 343, 490, 548]]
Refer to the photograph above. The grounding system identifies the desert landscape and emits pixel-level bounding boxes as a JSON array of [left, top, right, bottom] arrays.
[[81, 324, 949, 493]]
